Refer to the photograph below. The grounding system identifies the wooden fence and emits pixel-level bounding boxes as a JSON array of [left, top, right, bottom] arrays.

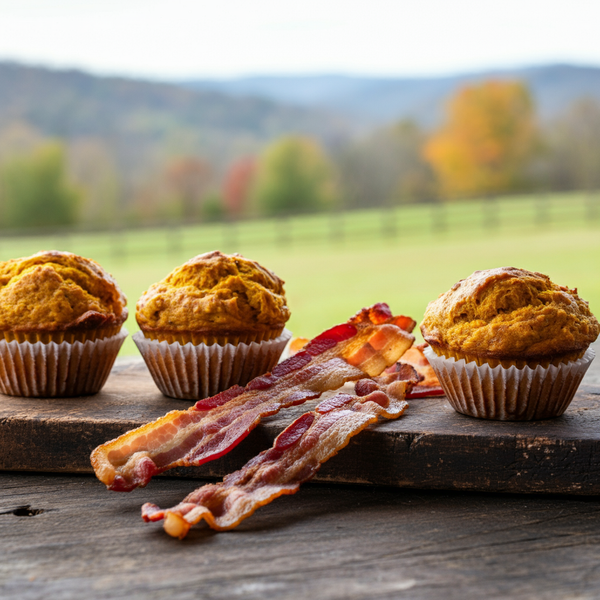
[[0, 192, 598, 263]]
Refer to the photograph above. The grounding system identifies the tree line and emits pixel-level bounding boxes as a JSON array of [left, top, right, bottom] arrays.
[[1, 80, 599, 230]]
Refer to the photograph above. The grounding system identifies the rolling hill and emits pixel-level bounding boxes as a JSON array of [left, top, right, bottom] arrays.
[[0, 62, 357, 167], [181, 64, 600, 125]]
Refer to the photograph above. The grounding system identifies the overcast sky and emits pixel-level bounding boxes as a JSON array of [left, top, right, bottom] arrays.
[[0, 0, 598, 80]]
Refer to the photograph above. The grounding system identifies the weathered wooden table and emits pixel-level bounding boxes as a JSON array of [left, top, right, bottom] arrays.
[[2, 347, 600, 599]]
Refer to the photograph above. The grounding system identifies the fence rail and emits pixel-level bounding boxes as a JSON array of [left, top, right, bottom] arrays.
[[0, 191, 598, 263]]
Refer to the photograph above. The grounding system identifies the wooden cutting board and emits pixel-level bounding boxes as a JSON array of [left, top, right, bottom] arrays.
[[1, 352, 599, 495]]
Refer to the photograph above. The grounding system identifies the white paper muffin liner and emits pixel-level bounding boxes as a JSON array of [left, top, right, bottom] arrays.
[[424, 345, 595, 421], [0, 329, 127, 398], [133, 329, 292, 400]]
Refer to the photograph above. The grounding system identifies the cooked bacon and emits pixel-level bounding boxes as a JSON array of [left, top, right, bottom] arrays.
[[405, 386, 443, 399], [91, 303, 415, 492], [288, 337, 309, 357], [382, 343, 444, 398], [142, 377, 414, 537]]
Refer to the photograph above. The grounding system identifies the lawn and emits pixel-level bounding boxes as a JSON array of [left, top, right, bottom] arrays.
[[1, 191, 598, 355]]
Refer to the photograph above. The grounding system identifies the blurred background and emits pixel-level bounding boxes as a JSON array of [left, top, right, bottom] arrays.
[[0, 0, 599, 353]]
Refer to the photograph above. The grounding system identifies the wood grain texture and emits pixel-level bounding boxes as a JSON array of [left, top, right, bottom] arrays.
[[1, 347, 600, 495], [2, 472, 600, 600]]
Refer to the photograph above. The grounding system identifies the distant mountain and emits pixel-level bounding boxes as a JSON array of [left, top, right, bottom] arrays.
[[0, 62, 357, 167], [180, 64, 600, 125], [2, 61, 599, 171]]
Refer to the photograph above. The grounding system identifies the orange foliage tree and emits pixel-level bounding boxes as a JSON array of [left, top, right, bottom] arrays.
[[423, 80, 538, 199]]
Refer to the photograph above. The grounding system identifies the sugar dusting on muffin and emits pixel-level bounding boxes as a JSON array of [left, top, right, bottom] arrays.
[[421, 266, 599, 364], [0, 250, 127, 333], [136, 250, 290, 339]]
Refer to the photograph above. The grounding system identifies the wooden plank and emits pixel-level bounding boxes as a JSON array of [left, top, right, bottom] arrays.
[[1, 348, 600, 495], [2, 472, 600, 600]]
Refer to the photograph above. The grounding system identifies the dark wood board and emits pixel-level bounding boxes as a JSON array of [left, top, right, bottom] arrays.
[[3, 472, 600, 600], [1, 346, 600, 495]]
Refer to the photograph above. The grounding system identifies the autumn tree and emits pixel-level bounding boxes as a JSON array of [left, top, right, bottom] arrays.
[[0, 141, 81, 229], [253, 136, 337, 216], [67, 138, 121, 227], [424, 80, 538, 198], [222, 157, 257, 217], [539, 98, 600, 192], [337, 120, 435, 208], [166, 156, 213, 219], [0, 121, 43, 162]]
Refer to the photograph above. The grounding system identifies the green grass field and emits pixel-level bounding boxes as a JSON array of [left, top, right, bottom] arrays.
[[1, 191, 598, 355]]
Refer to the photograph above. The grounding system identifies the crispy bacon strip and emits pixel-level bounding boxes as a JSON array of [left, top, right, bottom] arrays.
[[382, 343, 444, 398], [142, 376, 414, 537], [91, 303, 415, 492]]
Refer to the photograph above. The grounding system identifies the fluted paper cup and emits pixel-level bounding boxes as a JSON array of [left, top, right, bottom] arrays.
[[133, 329, 292, 400], [0, 329, 127, 398], [424, 345, 595, 421]]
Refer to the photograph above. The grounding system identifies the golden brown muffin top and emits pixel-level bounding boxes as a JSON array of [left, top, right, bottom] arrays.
[[0, 251, 127, 332], [421, 267, 599, 361], [136, 251, 290, 335]]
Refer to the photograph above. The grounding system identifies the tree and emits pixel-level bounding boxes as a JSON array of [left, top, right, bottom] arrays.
[[539, 98, 600, 192], [67, 138, 121, 227], [0, 141, 81, 229], [253, 136, 337, 216], [423, 80, 538, 198], [0, 121, 43, 162], [337, 120, 435, 208], [166, 156, 212, 219], [222, 157, 256, 217], [202, 192, 226, 222]]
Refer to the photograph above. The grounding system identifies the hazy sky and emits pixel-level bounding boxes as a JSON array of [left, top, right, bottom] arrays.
[[0, 0, 598, 79]]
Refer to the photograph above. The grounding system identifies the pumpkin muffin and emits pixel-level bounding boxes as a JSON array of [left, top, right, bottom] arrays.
[[0, 250, 127, 343], [0, 251, 128, 397], [421, 267, 599, 368], [136, 250, 289, 345], [421, 267, 598, 420], [133, 251, 291, 400]]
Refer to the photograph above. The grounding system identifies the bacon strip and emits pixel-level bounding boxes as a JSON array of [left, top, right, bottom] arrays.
[[382, 343, 444, 398], [91, 303, 415, 492], [142, 377, 414, 537]]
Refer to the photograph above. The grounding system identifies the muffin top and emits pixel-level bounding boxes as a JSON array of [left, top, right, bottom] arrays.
[[136, 251, 290, 334], [421, 267, 599, 361], [0, 251, 127, 332]]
